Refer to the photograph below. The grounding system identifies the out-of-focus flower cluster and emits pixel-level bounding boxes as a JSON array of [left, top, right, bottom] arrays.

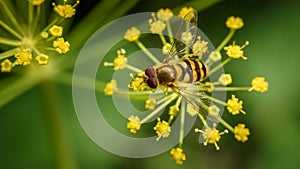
[[0, 0, 79, 73]]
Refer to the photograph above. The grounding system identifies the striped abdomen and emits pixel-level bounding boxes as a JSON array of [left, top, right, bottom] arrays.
[[156, 59, 208, 85]]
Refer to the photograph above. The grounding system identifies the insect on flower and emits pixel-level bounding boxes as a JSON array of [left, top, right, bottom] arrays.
[[140, 10, 217, 122]]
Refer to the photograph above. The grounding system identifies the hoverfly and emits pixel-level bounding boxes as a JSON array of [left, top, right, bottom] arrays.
[[142, 10, 216, 121]]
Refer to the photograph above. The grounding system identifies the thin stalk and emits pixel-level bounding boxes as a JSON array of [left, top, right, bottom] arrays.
[[178, 101, 185, 147], [0, 19, 23, 39], [220, 119, 234, 132], [0, 37, 21, 46], [216, 29, 235, 51], [135, 40, 160, 64], [39, 81, 78, 169], [0, 47, 20, 60], [209, 58, 232, 75]]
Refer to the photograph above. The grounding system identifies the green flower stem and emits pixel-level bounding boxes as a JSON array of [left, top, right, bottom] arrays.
[[201, 94, 226, 106], [0, 19, 23, 39], [125, 64, 143, 73], [212, 87, 251, 91], [216, 29, 235, 51], [0, 0, 25, 36], [220, 119, 234, 132], [0, 47, 20, 60], [159, 33, 167, 45], [39, 81, 78, 169], [178, 101, 186, 147], [209, 58, 232, 75], [40, 17, 63, 36], [135, 40, 160, 64], [32, 5, 41, 35], [141, 93, 177, 123], [0, 37, 20, 46], [28, 2, 33, 31], [197, 113, 208, 128], [166, 21, 174, 45]]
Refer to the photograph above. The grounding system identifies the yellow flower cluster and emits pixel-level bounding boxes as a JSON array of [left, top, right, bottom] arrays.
[[103, 7, 269, 164], [0, 0, 79, 73]]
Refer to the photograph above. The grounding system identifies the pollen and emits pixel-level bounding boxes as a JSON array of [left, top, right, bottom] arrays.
[[170, 147, 186, 165], [218, 74, 232, 86], [162, 43, 172, 55], [1, 59, 13, 72], [35, 54, 49, 65], [154, 118, 171, 141], [169, 105, 179, 116], [233, 123, 250, 142], [226, 16, 244, 30], [195, 125, 228, 150], [128, 73, 148, 91], [224, 41, 249, 60], [145, 98, 156, 110], [178, 7, 195, 21], [53, 0, 80, 18], [209, 105, 220, 118], [14, 48, 32, 66], [104, 80, 118, 96], [157, 8, 173, 21], [49, 25, 63, 37], [192, 36, 208, 57], [249, 77, 269, 92], [53, 37, 70, 54], [226, 95, 246, 115], [124, 27, 141, 42], [127, 115, 141, 133], [28, 0, 45, 6]]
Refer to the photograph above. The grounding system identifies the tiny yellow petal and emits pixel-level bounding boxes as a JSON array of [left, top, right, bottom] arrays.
[[53, 37, 70, 54], [226, 16, 244, 30], [124, 27, 141, 42], [1, 59, 13, 72], [127, 115, 141, 133], [35, 54, 49, 65], [49, 25, 63, 37], [170, 147, 186, 165]]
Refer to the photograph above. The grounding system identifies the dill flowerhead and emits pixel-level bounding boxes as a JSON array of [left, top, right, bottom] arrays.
[[103, 7, 269, 164]]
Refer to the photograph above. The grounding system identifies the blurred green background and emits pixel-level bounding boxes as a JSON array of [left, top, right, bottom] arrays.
[[1, 0, 300, 169]]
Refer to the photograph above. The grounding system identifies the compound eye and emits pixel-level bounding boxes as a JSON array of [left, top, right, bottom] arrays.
[[145, 67, 155, 77], [147, 77, 158, 89]]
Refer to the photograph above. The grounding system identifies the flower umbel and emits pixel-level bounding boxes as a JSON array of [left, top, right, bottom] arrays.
[[103, 7, 268, 164]]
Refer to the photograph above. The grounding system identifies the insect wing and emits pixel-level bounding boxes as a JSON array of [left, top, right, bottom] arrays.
[[173, 82, 220, 122], [163, 10, 198, 63]]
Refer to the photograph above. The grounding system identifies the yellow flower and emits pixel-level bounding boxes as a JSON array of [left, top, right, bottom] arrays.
[[224, 41, 249, 60], [226, 95, 246, 115], [35, 54, 49, 65], [178, 7, 195, 21], [209, 105, 220, 118], [233, 124, 250, 142], [128, 72, 148, 91], [53, 37, 70, 54], [226, 16, 244, 30], [154, 118, 171, 141], [195, 125, 228, 150], [181, 31, 193, 45], [149, 19, 166, 34], [14, 48, 32, 66], [208, 51, 222, 62], [169, 105, 179, 116], [218, 74, 232, 86], [28, 0, 45, 6], [104, 80, 117, 96], [124, 27, 141, 42], [127, 115, 141, 133], [53, 0, 80, 18], [170, 147, 186, 165], [249, 77, 269, 92], [40, 32, 49, 39], [192, 36, 208, 57], [113, 49, 127, 70], [157, 8, 173, 21], [49, 25, 63, 37], [1, 59, 13, 72], [145, 98, 156, 110], [162, 43, 172, 55]]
